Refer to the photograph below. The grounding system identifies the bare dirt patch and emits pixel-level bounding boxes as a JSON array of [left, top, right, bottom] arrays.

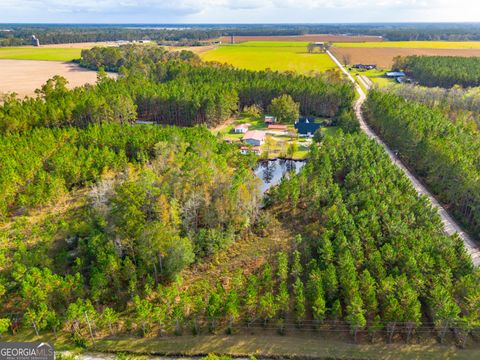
[[219, 34, 383, 43], [33, 42, 117, 49], [0, 59, 104, 98], [332, 47, 480, 68], [166, 44, 217, 54]]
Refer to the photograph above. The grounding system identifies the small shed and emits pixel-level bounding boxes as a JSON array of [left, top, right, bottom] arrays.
[[264, 115, 277, 124], [240, 146, 261, 156], [268, 124, 287, 131], [385, 71, 406, 78], [243, 130, 266, 146], [234, 123, 251, 133]]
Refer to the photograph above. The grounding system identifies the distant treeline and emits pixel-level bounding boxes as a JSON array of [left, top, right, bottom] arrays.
[[0, 45, 354, 134], [364, 90, 480, 237], [4, 23, 480, 46], [394, 55, 480, 88]]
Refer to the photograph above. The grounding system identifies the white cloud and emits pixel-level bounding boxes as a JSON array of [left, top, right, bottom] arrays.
[[0, 0, 479, 22]]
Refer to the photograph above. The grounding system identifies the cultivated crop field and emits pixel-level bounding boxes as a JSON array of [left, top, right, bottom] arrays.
[[0, 59, 104, 98], [201, 41, 337, 73], [332, 47, 480, 68], [0, 47, 83, 61], [219, 34, 383, 43], [334, 41, 480, 49]]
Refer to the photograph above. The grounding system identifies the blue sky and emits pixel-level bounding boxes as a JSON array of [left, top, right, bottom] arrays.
[[1, 1, 480, 23]]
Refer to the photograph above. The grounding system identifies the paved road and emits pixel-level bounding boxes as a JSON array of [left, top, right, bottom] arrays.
[[327, 50, 480, 266]]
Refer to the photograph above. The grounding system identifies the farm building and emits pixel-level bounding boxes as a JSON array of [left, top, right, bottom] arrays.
[[352, 64, 376, 70], [243, 130, 266, 146], [295, 117, 321, 137], [264, 115, 277, 124], [385, 71, 406, 78], [234, 123, 251, 133], [268, 124, 288, 131], [240, 146, 261, 155]]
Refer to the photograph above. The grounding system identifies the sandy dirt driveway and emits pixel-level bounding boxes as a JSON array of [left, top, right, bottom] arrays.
[[0, 59, 102, 98]]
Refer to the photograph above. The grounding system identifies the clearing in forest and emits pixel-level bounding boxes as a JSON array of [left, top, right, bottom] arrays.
[[201, 41, 337, 74]]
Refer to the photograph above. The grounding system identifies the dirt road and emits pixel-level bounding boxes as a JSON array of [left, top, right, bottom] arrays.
[[327, 50, 480, 266]]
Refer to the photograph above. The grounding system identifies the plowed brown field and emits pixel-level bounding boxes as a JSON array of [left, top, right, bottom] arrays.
[[219, 34, 383, 43], [0, 59, 106, 98], [331, 47, 480, 68]]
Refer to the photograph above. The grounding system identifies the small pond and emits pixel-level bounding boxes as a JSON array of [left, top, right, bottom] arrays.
[[254, 159, 306, 194]]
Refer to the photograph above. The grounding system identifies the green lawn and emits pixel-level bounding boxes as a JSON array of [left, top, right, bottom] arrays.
[[333, 41, 480, 49], [202, 41, 336, 74], [320, 126, 340, 137], [348, 68, 394, 88], [0, 47, 82, 61], [218, 115, 338, 160]]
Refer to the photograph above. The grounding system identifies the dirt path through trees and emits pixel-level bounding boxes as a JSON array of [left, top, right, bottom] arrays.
[[327, 50, 480, 266]]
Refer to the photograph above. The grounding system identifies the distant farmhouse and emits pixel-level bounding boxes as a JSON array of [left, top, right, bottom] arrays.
[[307, 42, 329, 53], [243, 130, 266, 146], [295, 117, 321, 137], [352, 64, 376, 70], [31, 35, 40, 47]]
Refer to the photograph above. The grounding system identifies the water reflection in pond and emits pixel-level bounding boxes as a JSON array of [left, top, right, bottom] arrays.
[[254, 159, 306, 193]]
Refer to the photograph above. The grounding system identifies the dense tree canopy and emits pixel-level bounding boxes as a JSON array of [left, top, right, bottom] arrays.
[[269, 132, 479, 340], [394, 55, 480, 88], [0, 45, 354, 134], [268, 95, 300, 124], [364, 90, 480, 238]]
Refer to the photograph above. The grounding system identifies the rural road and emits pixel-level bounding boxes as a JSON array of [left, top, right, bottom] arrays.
[[327, 50, 480, 266]]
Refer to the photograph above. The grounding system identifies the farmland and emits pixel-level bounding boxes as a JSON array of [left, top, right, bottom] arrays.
[[333, 41, 480, 49], [218, 34, 383, 43], [201, 41, 337, 73], [0, 47, 83, 61], [331, 47, 480, 68], [0, 59, 111, 98]]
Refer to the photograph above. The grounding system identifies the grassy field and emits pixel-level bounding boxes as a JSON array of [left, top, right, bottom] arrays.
[[92, 335, 480, 359], [202, 41, 337, 73], [0, 47, 82, 61], [334, 41, 480, 49], [348, 68, 393, 88]]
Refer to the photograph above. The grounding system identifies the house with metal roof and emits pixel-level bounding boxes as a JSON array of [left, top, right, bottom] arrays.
[[385, 71, 406, 78], [294, 117, 321, 137], [234, 123, 251, 133], [243, 130, 266, 146]]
